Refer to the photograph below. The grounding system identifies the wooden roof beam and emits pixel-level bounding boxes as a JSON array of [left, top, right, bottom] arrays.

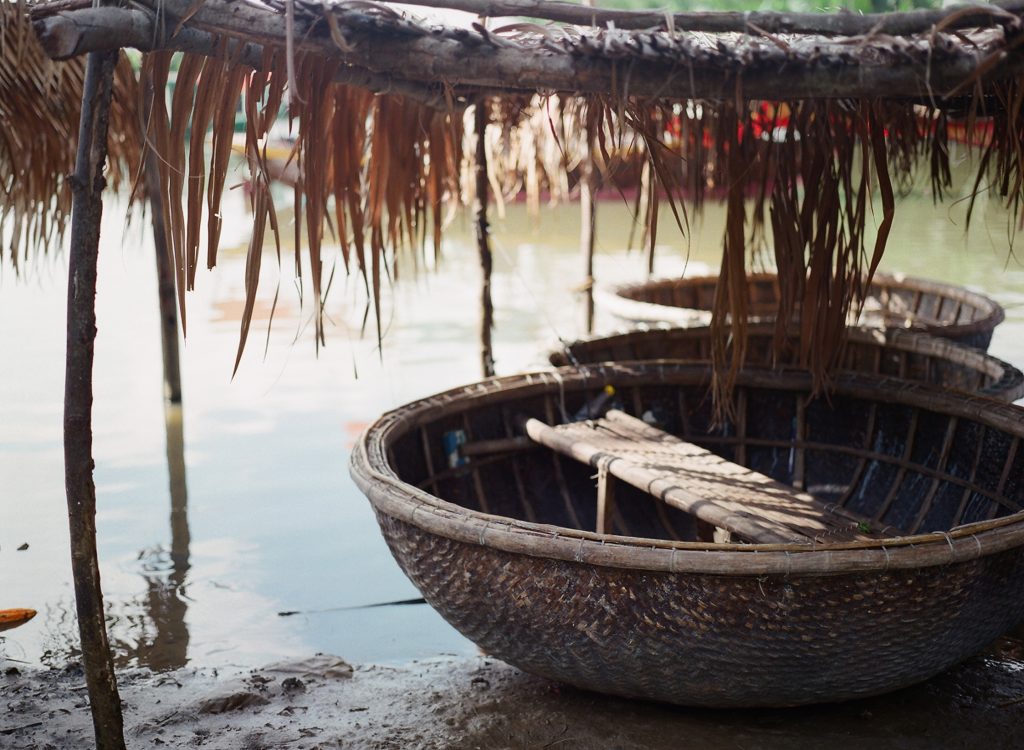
[[31, 6, 455, 109], [31, 0, 1024, 100], [378, 0, 1024, 36]]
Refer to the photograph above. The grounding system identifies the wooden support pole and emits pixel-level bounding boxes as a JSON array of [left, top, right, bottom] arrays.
[[475, 99, 495, 378], [641, 160, 656, 278], [578, 0, 597, 335], [64, 49, 127, 750], [142, 85, 183, 405]]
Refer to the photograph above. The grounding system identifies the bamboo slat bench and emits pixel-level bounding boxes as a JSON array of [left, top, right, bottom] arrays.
[[524, 410, 890, 545]]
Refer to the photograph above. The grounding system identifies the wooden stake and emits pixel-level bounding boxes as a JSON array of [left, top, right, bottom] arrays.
[[595, 459, 615, 535], [577, 0, 597, 334], [641, 160, 656, 277], [64, 49, 127, 750], [579, 129, 597, 334], [475, 99, 495, 378]]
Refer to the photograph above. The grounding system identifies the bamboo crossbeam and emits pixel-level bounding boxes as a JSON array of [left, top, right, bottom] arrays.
[[382, 0, 1024, 36], [460, 436, 534, 456], [524, 409, 887, 545], [30, 1, 1024, 100]]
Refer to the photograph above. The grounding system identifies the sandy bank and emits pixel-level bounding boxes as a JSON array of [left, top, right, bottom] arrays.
[[3, 638, 1024, 749]]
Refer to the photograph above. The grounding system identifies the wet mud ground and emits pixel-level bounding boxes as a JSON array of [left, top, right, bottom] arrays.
[[3, 634, 1024, 750]]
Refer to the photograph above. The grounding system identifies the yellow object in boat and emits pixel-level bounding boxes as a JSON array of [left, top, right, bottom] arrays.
[[0, 608, 36, 632]]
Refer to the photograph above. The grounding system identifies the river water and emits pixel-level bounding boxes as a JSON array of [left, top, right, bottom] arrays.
[[2, 167, 1024, 672]]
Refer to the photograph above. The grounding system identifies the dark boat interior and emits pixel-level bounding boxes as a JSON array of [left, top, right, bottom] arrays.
[[389, 372, 1022, 544]]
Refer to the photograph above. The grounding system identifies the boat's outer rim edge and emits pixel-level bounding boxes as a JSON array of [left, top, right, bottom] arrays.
[[547, 324, 1024, 401], [349, 363, 1024, 577], [601, 271, 1005, 340]]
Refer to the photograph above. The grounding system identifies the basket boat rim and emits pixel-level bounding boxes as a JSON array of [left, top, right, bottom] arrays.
[[548, 324, 1024, 401], [600, 271, 1006, 337], [351, 364, 1024, 577]]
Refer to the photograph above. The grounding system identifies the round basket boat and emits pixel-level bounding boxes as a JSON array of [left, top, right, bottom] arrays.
[[549, 325, 1024, 402], [351, 363, 1024, 707], [599, 272, 1005, 350]]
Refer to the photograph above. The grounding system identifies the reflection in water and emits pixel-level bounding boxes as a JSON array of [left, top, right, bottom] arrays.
[[166, 404, 190, 575], [38, 600, 81, 668], [32, 408, 192, 669], [113, 404, 191, 670], [132, 404, 191, 669]]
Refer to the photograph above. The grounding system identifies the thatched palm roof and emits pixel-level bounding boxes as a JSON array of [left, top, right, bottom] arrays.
[[8, 0, 1024, 397], [0, 1, 139, 270]]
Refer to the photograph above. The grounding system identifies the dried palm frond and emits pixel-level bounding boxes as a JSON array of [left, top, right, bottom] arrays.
[[138, 46, 465, 363], [130, 43, 1024, 410], [0, 1, 140, 269]]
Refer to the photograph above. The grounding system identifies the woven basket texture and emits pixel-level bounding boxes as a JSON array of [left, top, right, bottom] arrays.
[[379, 513, 1024, 706], [353, 364, 1024, 706]]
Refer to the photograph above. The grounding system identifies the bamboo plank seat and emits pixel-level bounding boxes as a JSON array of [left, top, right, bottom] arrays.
[[524, 409, 885, 545]]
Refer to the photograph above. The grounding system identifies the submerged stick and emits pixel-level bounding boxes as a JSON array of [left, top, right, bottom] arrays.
[[475, 99, 495, 378], [64, 49, 127, 750]]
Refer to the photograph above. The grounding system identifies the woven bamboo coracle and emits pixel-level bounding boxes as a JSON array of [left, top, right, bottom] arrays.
[[601, 273, 1006, 351], [351, 362, 1024, 707], [549, 325, 1024, 402]]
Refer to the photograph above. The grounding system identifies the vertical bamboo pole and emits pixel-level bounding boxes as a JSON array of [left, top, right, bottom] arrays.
[[146, 152, 183, 404], [579, 136, 597, 334], [641, 160, 656, 277], [64, 50, 127, 750], [579, 0, 598, 334], [475, 98, 495, 378], [140, 74, 182, 405]]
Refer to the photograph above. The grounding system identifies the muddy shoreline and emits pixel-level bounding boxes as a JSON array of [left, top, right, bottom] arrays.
[[3, 635, 1024, 749]]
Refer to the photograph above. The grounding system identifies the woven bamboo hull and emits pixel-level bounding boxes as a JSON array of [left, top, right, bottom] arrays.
[[549, 325, 1024, 401], [601, 273, 1005, 351], [352, 364, 1024, 706], [378, 514, 1024, 707]]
